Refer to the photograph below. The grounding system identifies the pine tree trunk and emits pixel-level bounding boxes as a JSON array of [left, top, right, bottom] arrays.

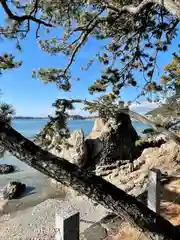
[[0, 121, 179, 239]]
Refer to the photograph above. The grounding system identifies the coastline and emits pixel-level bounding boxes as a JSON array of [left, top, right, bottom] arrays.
[[0, 154, 65, 217]]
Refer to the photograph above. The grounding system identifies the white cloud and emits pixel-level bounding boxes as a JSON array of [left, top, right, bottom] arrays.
[[68, 101, 159, 116], [67, 107, 92, 117], [129, 101, 158, 114], [68, 101, 158, 116], [21, 100, 157, 118]]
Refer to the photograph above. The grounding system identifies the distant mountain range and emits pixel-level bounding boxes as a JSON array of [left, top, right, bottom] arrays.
[[68, 115, 98, 120], [146, 105, 178, 117], [13, 115, 98, 120], [13, 116, 48, 120]]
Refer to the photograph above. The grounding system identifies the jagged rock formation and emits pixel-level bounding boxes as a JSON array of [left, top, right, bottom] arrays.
[[36, 122, 87, 167], [85, 113, 138, 171], [44, 113, 139, 193], [51, 129, 87, 167], [38, 113, 138, 172], [102, 139, 180, 197], [38, 113, 170, 182]]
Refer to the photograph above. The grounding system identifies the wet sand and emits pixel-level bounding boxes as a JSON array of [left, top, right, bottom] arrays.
[[0, 153, 65, 216]]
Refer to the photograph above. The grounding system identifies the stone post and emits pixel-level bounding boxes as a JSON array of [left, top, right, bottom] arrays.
[[148, 169, 161, 240], [55, 206, 79, 240]]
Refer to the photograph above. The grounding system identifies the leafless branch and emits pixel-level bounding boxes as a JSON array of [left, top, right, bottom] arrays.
[[30, 0, 39, 16], [0, 0, 53, 27], [63, 8, 105, 76], [36, 23, 40, 38]]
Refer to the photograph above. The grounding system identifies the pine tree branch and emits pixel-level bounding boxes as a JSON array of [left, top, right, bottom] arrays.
[[105, 0, 180, 19], [0, 0, 53, 27], [63, 8, 105, 75]]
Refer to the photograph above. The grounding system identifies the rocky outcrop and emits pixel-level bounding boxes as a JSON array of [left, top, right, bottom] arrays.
[[49, 119, 180, 202], [85, 118, 104, 160], [0, 164, 15, 174], [135, 138, 166, 153], [41, 113, 138, 175], [49, 129, 88, 192], [51, 130, 87, 167], [2, 181, 26, 200], [91, 118, 105, 133], [50, 114, 138, 195], [85, 113, 138, 171], [102, 139, 180, 197]]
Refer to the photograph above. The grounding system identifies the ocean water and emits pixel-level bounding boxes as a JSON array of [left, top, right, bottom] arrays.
[[12, 119, 94, 139], [11, 119, 150, 140]]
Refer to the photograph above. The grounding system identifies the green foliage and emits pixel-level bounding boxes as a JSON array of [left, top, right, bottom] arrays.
[[135, 138, 149, 147], [36, 98, 75, 147], [32, 68, 71, 91], [161, 50, 180, 92], [84, 94, 125, 121], [148, 48, 180, 117], [142, 128, 156, 137], [0, 102, 15, 123], [142, 128, 155, 134], [0, 53, 22, 74]]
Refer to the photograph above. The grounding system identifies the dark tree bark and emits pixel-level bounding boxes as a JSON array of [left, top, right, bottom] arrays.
[[0, 120, 179, 239]]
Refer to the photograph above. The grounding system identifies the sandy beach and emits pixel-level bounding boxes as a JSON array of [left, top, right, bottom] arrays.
[[0, 153, 65, 215]]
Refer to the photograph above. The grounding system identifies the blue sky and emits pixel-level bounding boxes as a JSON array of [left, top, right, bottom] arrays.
[[0, 7, 180, 116]]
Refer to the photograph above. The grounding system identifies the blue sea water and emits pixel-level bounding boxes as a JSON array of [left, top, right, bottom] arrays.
[[11, 119, 150, 140]]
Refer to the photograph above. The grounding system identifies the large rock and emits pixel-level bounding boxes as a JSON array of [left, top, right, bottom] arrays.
[[86, 113, 138, 170], [0, 164, 15, 174], [2, 181, 26, 200], [102, 139, 180, 197], [85, 119, 104, 159], [52, 129, 87, 167], [49, 130, 87, 193], [91, 118, 105, 133]]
